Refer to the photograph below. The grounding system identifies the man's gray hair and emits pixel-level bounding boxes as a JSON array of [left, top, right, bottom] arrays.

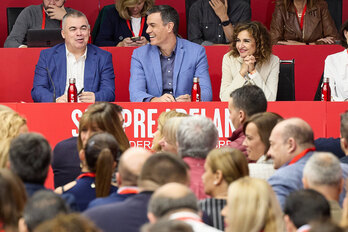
[[62, 10, 90, 29], [148, 191, 198, 218], [177, 115, 218, 159], [303, 152, 342, 186]]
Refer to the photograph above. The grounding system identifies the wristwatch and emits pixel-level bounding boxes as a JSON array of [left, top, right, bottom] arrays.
[[221, 20, 231, 27]]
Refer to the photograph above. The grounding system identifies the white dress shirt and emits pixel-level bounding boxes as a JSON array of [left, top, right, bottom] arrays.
[[324, 49, 348, 101], [64, 46, 87, 95], [131, 17, 141, 37]]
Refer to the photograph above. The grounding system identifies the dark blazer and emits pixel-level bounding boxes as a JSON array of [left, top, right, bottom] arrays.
[[31, 43, 115, 102], [270, 0, 338, 44], [84, 191, 152, 232], [94, 6, 149, 46]]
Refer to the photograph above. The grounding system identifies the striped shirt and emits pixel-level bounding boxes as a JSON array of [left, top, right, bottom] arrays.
[[199, 198, 226, 231]]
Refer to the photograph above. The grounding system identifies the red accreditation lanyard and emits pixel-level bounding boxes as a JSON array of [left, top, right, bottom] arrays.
[[295, 4, 307, 31], [118, 188, 139, 195], [126, 17, 145, 37], [288, 147, 315, 165], [42, 6, 62, 29], [77, 172, 96, 180]]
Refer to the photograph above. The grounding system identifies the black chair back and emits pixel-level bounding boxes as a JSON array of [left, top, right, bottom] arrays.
[[276, 59, 295, 101], [325, 0, 342, 32], [7, 7, 25, 35]]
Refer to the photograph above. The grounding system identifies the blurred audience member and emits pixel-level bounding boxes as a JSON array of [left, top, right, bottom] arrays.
[[147, 183, 220, 232], [188, 0, 250, 45], [55, 133, 121, 211], [84, 153, 189, 232], [222, 176, 284, 232], [341, 111, 348, 163], [310, 220, 345, 232], [94, 0, 153, 47], [220, 21, 279, 101], [159, 117, 188, 155], [267, 118, 315, 209], [152, 110, 187, 152], [243, 112, 283, 179], [52, 102, 129, 188], [9, 133, 51, 197], [177, 115, 218, 199], [4, 0, 72, 48], [141, 219, 193, 232], [0, 169, 27, 232], [0, 110, 27, 168], [226, 85, 267, 156], [284, 189, 331, 232], [303, 152, 345, 224], [87, 147, 152, 209], [34, 213, 100, 232], [18, 190, 69, 232], [200, 147, 248, 230], [324, 20, 348, 101], [270, 0, 338, 45]]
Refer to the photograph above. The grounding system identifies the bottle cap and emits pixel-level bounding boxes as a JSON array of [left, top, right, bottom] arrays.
[[193, 77, 199, 83], [69, 78, 76, 84]]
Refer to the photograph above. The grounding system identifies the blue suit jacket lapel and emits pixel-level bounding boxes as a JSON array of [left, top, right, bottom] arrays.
[[84, 45, 96, 92], [54, 45, 67, 96], [151, 46, 162, 95], [173, 38, 184, 96]]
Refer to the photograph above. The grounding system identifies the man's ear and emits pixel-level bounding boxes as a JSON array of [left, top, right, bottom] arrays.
[[79, 149, 85, 162], [302, 177, 309, 189], [166, 22, 174, 33], [239, 110, 246, 124], [340, 137, 348, 154], [287, 137, 297, 154], [18, 217, 29, 232], [284, 214, 297, 232], [61, 29, 66, 39], [147, 212, 157, 224]]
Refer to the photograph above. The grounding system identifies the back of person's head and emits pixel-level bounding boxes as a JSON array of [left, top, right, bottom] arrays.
[[78, 102, 129, 152], [303, 152, 342, 187], [84, 132, 121, 197], [0, 110, 27, 168], [141, 219, 193, 232], [243, 112, 283, 153], [9, 133, 51, 184], [0, 169, 27, 230], [152, 110, 187, 152], [118, 147, 152, 187], [146, 5, 179, 36], [310, 220, 345, 232], [206, 147, 249, 185], [33, 213, 100, 232], [177, 115, 218, 159], [148, 183, 198, 219], [340, 20, 348, 48], [116, 0, 154, 20], [138, 153, 189, 191], [230, 85, 267, 118], [284, 189, 330, 229], [280, 117, 314, 148], [340, 111, 348, 147], [22, 190, 69, 232], [62, 10, 89, 29], [226, 177, 284, 232]]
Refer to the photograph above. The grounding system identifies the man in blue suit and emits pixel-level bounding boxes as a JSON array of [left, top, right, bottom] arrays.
[[267, 118, 316, 209], [32, 10, 115, 102], [129, 5, 212, 102]]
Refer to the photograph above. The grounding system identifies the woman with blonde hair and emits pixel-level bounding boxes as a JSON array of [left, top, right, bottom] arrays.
[[95, 0, 154, 47], [0, 110, 27, 168], [200, 147, 249, 231], [152, 110, 187, 152], [222, 176, 284, 232], [158, 116, 189, 155], [220, 21, 279, 101]]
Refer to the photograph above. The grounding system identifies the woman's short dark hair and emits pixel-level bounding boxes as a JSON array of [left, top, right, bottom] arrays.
[[340, 20, 348, 48], [230, 21, 272, 65]]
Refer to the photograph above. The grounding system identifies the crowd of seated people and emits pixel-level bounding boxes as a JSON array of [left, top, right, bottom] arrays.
[[3, 0, 347, 103], [2, 0, 348, 231]]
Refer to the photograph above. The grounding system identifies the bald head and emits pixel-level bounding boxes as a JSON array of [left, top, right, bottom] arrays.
[[148, 183, 198, 219], [118, 148, 152, 187], [268, 118, 314, 169]]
